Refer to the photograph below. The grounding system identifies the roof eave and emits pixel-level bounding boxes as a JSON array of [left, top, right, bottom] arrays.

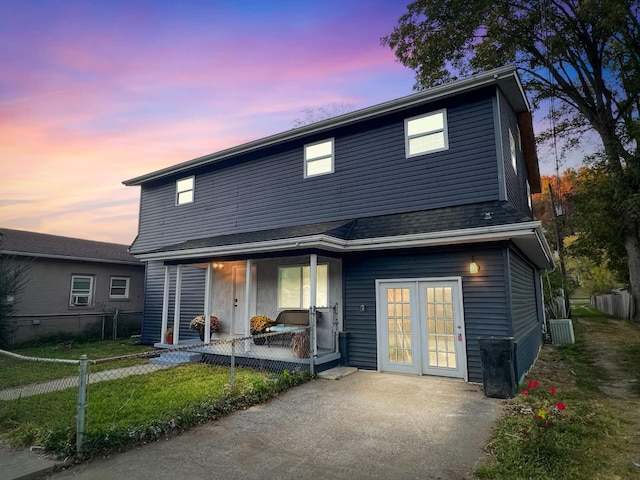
[[133, 221, 553, 270], [123, 65, 529, 187]]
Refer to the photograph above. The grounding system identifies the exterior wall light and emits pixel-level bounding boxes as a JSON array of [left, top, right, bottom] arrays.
[[469, 258, 480, 274], [212, 263, 224, 270]]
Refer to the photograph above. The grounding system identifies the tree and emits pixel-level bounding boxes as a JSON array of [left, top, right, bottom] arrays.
[[291, 103, 355, 128], [567, 162, 630, 281], [383, 0, 640, 319], [0, 255, 31, 348]]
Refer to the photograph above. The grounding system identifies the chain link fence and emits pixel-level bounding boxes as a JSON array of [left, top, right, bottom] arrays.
[[6, 310, 142, 347], [0, 327, 314, 458]]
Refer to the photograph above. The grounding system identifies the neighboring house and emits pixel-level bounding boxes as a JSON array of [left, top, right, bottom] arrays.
[[0, 228, 144, 345], [123, 65, 553, 384]]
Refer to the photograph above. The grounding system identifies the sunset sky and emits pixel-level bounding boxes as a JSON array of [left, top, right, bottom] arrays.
[[1, 0, 567, 246]]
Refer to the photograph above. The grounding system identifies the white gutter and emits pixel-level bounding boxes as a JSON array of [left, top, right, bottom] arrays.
[[134, 221, 553, 269], [0, 250, 141, 266]]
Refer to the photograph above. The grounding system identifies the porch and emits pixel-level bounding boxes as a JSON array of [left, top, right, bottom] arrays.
[[153, 330, 341, 373]]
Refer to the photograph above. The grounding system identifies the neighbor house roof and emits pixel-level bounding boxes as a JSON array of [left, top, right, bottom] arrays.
[[123, 65, 540, 192], [0, 228, 141, 265], [137, 201, 553, 269]]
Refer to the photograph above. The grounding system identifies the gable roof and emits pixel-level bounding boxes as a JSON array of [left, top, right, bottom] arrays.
[[137, 201, 553, 269], [0, 228, 141, 265], [123, 65, 539, 190]]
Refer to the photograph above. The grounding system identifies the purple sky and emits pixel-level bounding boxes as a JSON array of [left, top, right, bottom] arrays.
[[0, 0, 564, 245]]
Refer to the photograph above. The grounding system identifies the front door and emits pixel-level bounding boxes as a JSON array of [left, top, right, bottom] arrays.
[[232, 265, 257, 335], [377, 279, 467, 379]]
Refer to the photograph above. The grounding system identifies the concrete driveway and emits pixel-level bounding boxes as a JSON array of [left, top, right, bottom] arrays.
[[45, 370, 502, 480]]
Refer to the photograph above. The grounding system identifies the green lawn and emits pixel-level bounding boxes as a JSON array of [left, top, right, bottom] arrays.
[[0, 339, 154, 389], [0, 362, 310, 456]]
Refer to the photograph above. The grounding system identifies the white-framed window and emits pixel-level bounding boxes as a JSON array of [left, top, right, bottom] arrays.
[[509, 128, 517, 174], [70, 275, 94, 306], [304, 139, 334, 178], [405, 109, 448, 157], [109, 277, 130, 299], [278, 264, 328, 309], [176, 176, 194, 205]]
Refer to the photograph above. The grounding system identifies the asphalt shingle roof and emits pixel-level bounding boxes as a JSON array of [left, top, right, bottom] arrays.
[[0, 228, 140, 265], [152, 201, 532, 254]]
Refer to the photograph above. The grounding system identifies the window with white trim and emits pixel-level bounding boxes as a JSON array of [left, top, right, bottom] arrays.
[[176, 176, 194, 205], [278, 264, 328, 309], [304, 139, 334, 177], [509, 128, 517, 174], [70, 275, 94, 306], [405, 109, 448, 157], [109, 277, 130, 299]]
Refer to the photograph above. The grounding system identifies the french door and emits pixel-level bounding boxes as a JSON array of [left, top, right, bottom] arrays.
[[376, 278, 467, 379]]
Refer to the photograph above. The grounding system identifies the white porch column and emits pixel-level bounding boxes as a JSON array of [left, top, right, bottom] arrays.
[[244, 259, 252, 352], [161, 266, 170, 344], [204, 262, 213, 343], [309, 254, 318, 357], [173, 264, 183, 343]]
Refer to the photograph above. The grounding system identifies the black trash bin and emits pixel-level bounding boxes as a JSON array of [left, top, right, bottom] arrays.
[[338, 331, 350, 366], [478, 336, 516, 399]]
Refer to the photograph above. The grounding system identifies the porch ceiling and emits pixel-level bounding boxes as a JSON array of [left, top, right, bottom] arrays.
[[135, 201, 553, 269]]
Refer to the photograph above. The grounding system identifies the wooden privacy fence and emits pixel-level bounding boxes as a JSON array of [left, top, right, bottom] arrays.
[[591, 291, 635, 319]]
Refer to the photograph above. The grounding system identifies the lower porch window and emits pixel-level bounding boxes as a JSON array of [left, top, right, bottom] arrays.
[[278, 264, 328, 309]]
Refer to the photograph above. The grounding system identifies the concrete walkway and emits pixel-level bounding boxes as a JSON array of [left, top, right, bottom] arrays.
[[41, 371, 503, 480]]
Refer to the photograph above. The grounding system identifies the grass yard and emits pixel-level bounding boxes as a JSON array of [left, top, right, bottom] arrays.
[[0, 339, 154, 389], [476, 304, 640, 480], [0, 362, 310, 457]]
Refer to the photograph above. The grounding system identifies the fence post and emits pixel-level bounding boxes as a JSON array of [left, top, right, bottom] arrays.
[[309, 325, 315, 376], [230, 338, 236, 392], [76, 354, 89, 458]]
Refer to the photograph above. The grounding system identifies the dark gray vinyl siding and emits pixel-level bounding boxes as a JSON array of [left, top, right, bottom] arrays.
[[508, 247, 542, 382], [132, 93, 499, 254], [343, 244, 510, 383], [141, 261, 205, 344], [499, 90, 532, 216]]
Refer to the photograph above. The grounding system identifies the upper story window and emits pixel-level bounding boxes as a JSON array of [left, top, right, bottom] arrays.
[[526, 181, 532, 209], [304, 139, 334, 178], [176, 176, 194, 205], [405, 109, 448, 157], [70, 275, 94, 306], [509, 128, 517, 174], [109, 277, 130, 299], [278, 264, 328, 308]]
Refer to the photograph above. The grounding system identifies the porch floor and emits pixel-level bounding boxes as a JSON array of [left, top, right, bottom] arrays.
[[154, 334, 340, 367]]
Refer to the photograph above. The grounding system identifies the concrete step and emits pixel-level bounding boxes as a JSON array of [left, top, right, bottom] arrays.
[[150, 351, 202, 366]]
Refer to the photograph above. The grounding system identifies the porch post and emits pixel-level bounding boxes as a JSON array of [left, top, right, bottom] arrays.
[[309, 254, 318, 357], [173, 264, 183, 343], [244, 259, 252, 352], [161, 266, 170, 344], [204, 262, 213, 343]]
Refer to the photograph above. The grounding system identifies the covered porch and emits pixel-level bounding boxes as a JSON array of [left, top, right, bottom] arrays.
[[150, 252, 343, 368]]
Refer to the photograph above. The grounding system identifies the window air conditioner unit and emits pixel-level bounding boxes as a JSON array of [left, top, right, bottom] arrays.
[[73, 295, 89, 306]]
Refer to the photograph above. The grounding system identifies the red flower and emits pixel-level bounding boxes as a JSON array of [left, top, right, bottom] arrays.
[[556, 402, 566, 410], [522, 389, 530, 396], [528, 380, 539, 388], [550, 388, 557, 395], [535, 413, 543, 419]]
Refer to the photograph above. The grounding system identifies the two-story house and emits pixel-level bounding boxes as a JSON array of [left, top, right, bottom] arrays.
[[123, 65, 552, 384]]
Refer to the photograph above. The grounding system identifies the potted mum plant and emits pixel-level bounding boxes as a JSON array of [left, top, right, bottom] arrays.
[[250, 315, 273, 345], [190, 314, 220, 341]]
